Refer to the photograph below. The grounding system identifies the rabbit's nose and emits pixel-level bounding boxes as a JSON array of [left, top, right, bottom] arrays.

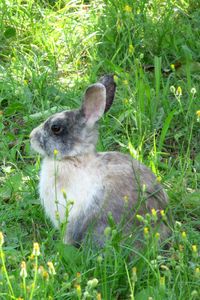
[[30, 123, 43, 139], [29, 129, 34, 139], [30, 127, 37, 139]]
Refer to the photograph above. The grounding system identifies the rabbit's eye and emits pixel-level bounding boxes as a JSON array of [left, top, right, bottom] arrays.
[[51, 124, 62, 135]]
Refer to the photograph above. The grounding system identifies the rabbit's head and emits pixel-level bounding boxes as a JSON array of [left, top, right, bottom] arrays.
[[30, 75, 116, 158]]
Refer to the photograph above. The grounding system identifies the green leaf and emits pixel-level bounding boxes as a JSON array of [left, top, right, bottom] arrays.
[[56, 242, 81, 271], [158, 110, 175, 152], [4, 26, 16, 39]]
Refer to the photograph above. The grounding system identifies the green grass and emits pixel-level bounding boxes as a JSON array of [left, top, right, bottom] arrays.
[[0, 0, 200, 299]]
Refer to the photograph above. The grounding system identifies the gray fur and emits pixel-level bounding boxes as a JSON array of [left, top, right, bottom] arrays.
[[30, 75, 169, 246]]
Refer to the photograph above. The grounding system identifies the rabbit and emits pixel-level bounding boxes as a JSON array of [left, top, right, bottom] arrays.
[[30, 75, 169, 247]]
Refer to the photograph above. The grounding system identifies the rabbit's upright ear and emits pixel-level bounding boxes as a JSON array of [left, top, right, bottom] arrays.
[[82, 83, 106, 126], [99, 74, 116, 112]]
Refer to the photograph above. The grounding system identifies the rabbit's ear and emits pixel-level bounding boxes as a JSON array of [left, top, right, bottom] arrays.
[[82, 83, 106, 126], [99, 74, 116, 112]]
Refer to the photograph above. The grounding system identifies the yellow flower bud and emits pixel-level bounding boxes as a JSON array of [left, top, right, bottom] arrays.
[[124, 5, 132, 13], [32, 242, 40, 256], [53, 149, 59, 156], [42, 270, 49, 280], [132, 267, 137, 282], [97, 293, 102, 300], [179, 244, 184, 252], [47, 261, 56, 275], [192, 245, 197, 253], [123, 195, 129, 203], [20, 261, 27, 278], [144, 227, 149, 238], [170, 64, 175, 71], [181, 231, 187, 240], [176, 86, 182, 96], [76, 284, 82, 297], [195, 267, 200, 277], [0, 232, 4, 246], [136, 214, 144, 222], [123, 79, 128, 85], [129, 44, 134, 55], [61, 188, 67, 199], [160, 276, 165, 288]]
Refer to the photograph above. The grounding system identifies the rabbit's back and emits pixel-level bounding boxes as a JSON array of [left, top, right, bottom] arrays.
[[100, 152, 167, 210]]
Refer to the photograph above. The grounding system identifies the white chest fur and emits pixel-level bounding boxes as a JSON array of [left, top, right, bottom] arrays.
[[39, 156, 102, 235]]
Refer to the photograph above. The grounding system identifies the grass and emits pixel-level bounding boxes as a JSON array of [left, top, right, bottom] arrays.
[[0, 0, 200, 299]]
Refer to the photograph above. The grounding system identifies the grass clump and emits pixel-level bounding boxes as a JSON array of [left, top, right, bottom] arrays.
[[0, 0, 200, 299]]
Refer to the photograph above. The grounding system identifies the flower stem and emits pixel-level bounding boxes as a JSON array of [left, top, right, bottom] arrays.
[[0, 246, 15, 298]]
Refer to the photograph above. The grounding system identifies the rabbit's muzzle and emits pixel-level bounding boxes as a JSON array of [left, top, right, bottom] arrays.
[[30, 124, 46, 156]]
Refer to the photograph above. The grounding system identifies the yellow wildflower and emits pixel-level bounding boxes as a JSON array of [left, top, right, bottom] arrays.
[[181, 231, 187, 240], [76, 284, 82, 297], [123, 195, 129, 203], [53, 149, 59, 156], [20, 261, 27, 278], [196, 110, 200, 117], [123, 79, 128, 85], [192, 245, 198, 259], [29, 254, 35, 260], [124, 5, 132, 13], [32, 242, 40, 256], [160, 276, 165, 288], [160, 210, 165, 217], [160, 209, 167, 221], [129, 44, 134, 55], [47, 261, 56, 275], [192, 245, 197, 253], [170, 64, 175, 71], [157, 176, 162, 182], [144, 227, 149, 238], [42, 270, 49, 280], [151, 208, 156, 216], [113, 75, 118, 83], [176, 86, 182, 96], [155, 232, 160, 240], [38, 266, 44, 275], [123, 98, 129, 105], [179, 244, 184, 252], [195, 267, 200, 277], [151, 208, 158, 222], [97, 293, 102, 300]]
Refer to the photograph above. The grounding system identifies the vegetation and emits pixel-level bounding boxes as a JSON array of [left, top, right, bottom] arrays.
[[0, 0, 200, 299]]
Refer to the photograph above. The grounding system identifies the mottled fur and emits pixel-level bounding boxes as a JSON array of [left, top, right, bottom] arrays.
[[30, 75, 169, 246]]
